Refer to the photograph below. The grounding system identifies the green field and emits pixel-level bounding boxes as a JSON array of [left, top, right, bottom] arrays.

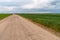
[[20, 14, 60, 32], [0, 14, 11, 20]]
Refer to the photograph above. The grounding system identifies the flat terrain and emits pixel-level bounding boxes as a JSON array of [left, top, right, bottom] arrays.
[[0, 14, 60, 40], [0, 14, 11, 20], [20, 14, 60, 32]]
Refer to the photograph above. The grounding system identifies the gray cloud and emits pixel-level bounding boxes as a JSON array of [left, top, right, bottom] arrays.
[[0, 0, 60, 13]]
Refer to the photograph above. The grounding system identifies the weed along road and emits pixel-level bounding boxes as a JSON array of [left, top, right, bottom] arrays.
[[0, 14, 60, 40]]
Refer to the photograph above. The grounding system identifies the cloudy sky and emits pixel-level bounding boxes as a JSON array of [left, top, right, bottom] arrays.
[[0, 0, 60, 13]]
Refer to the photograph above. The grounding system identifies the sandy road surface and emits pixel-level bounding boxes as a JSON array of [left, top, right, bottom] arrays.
[[0, 14, 60, 40]]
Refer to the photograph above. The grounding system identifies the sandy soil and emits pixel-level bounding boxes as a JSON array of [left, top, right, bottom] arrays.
[[0, 14, 60, 40]]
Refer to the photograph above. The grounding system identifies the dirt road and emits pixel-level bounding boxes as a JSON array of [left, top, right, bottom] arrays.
[[0, 14, 60, 40]]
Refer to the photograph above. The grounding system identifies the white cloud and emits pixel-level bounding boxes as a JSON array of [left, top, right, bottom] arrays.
[[0, 6, 15, 13], [0, 0, 13, 2], [21, 0, 54, 9], [0, 0, 60, 13], [5, 0, 12, 2], [4, 7, 14, 11]]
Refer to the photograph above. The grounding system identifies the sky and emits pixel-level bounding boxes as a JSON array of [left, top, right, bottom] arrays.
[[0, 0, 60, 13]]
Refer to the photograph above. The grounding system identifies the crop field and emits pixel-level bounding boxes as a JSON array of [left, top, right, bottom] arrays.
[[0, 14, 11, 20], [20, 14, 60, 32]]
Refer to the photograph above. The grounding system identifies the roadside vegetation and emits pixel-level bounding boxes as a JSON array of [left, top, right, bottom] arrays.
[[20, 14, 60, 32], [0, 14, 11, 20]]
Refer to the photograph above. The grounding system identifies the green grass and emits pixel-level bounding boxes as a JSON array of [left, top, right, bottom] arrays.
[[20, 14, 60, 32], [0, 14, 11, 20]]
